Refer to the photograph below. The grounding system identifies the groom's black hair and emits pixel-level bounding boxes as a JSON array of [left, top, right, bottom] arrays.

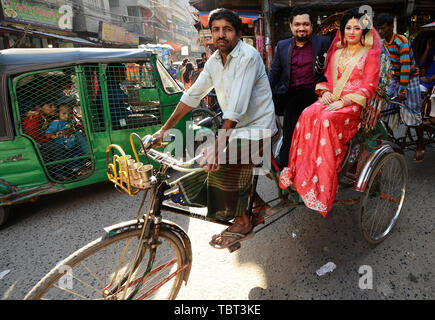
[[289, 6, 313, 24]]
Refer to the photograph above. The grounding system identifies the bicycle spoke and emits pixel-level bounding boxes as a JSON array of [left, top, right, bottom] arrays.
[[112, 238, 134, 287], [70, 273, 104, 296], [371, 162, 394, 237], [373, 166, 392, 235], [79, 261, 105, 289], [52, 284, 91, 300], [115, 258, 179, 298], [137, 263, 189, 300]]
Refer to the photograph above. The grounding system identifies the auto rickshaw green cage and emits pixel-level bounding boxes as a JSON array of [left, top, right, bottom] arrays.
[[0, 48, 190, 226]]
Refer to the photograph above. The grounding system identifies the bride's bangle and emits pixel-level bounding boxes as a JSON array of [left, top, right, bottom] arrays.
[[339, 98, 346, 106], [319, 90, 330, 97]]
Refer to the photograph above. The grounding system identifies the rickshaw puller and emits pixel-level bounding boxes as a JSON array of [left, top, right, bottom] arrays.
[[152, 8, 277, 249]]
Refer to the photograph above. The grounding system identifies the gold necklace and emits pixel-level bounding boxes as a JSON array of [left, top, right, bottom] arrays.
[[347, 43, 362, 56], [339, 50, 353, 71], [339, 44, 362, 71]]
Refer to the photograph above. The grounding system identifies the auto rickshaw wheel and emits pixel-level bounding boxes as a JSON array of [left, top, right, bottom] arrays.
[[0, 206, 10, 227]]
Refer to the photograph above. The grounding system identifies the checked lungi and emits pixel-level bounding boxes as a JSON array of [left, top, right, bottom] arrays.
[[177, 139, 265, 221], [387, 76, 422, 126]]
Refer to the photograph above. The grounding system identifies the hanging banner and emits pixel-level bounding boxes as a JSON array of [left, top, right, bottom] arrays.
[[1, 0, 73, 31]]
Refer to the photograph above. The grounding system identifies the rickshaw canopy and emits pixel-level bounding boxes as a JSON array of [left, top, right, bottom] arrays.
[[0, 48, 153, 75]]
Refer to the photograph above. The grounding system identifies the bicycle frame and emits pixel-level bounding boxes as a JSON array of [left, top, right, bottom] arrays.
[[106, 131, 373, 236]]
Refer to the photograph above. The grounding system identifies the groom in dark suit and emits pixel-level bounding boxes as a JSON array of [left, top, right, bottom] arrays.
[[269, 6, 331, 169]]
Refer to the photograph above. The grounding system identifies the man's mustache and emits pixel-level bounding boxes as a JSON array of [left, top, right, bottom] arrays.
[[217, 38, 228, 42]]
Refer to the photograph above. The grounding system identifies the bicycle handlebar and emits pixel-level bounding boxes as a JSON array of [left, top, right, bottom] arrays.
[[141, 134, 205, 173]]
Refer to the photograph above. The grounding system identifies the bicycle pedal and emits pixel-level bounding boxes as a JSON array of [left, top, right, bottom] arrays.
[[228, 242, 241, 253]]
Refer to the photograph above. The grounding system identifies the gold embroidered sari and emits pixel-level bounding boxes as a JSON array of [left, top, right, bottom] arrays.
[[279, 28, 382, 216]]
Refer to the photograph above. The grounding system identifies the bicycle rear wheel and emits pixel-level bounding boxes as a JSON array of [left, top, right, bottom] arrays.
[[359, 152, 407, 245], [25, 225, 188, 300]]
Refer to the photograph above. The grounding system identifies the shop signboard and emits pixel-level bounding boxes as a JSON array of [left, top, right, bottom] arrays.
[[100, 22, 125, 43], [1, 0, 73, 31], [199, 29, 212, 46], [99, 22, 139, 46], [125, 31, 139, 46]]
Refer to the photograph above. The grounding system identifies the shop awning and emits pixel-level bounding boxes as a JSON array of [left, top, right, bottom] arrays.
[[163, 41, 183, 51], [33, 31, 96, 45], [0, 26, 96, 46], [198, 11, 259, 28]]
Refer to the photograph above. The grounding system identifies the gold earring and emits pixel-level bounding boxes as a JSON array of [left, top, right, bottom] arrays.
[[343, 38, 347, 45], [361, 36, 365, 46]]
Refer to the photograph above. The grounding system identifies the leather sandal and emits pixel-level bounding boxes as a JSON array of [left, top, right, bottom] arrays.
[[209, 228, 254, 249]]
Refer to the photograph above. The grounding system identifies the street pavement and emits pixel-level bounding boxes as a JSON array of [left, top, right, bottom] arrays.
[[0, 145, 433, 300]]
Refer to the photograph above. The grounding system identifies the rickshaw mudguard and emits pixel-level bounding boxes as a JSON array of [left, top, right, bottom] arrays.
[[354, 142, 403, 192], [103, 218, 193, 284]]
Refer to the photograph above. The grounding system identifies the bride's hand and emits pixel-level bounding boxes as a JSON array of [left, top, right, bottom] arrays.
[[325, 100, 344, 112], [320, 92, 334, 105]]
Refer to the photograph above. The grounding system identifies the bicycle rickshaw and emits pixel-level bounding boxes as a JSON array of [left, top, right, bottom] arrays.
[[25, 56, 408, 298], [23, 10, 410, 300], [0, 48, 191, 227]]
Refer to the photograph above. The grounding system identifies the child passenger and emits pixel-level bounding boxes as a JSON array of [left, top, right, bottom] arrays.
[[45, 103, 85, 174]]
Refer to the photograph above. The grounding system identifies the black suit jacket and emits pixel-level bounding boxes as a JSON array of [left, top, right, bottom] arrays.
[[268, 34, 331, 95]]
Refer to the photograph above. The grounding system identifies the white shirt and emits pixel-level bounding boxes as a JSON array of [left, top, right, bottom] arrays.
[[180, 40, 277, 141]]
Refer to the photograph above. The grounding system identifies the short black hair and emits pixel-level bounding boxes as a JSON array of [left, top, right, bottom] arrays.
[[208, 8, 242, 33], [201, 52, 207, 58], [340, 7, 371, 38], [375, 13, 394, 27], [289, 6, 313, 24]]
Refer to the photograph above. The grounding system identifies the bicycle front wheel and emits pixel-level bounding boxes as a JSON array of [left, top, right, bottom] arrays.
[[25, 225, 188, 300]]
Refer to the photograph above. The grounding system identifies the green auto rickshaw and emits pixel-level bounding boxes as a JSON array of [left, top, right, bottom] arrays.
[[0, 48, 191, 226]]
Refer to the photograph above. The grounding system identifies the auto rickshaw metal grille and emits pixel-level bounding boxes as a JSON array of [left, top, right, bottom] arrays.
[[107, 63, 162, 130], [82, 66, 105, 132], [15, 68, 92, 183], [82, 63, 161, 132]]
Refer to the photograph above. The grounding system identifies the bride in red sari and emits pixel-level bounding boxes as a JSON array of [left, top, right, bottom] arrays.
[[279, 8, 382, 216]]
